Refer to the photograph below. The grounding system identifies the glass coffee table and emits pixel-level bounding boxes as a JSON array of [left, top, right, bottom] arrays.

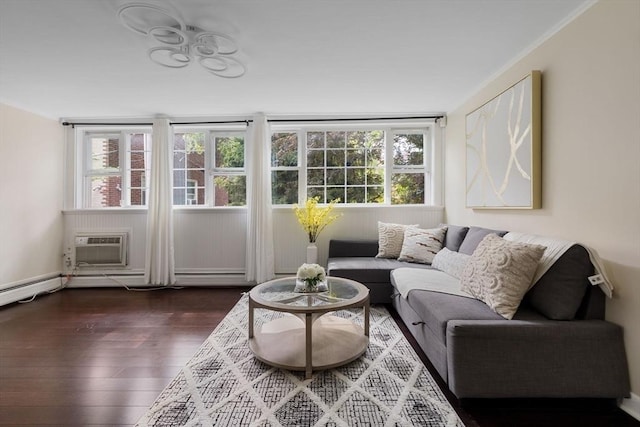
[[248, 276, 369, 379]]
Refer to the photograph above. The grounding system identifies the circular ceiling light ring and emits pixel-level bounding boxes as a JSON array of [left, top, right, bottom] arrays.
[[192, 41, 219, 57], [148, 26, 188, 46], [149, 47, 191, 68], [199, 56, 246, 78], [199, 56, 228, 72], [118, 3, 185, 36], [195, 32, 238, 55], [170, 50, 191, 64]]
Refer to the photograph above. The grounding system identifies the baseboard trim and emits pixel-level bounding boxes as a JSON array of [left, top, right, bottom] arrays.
[[621, 392, 640, 421], [66, 273, 252, 288], [0, 277, 63, 306]]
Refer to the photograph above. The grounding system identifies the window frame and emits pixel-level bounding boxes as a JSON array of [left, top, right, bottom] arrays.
[[387, 128, 432, 205], [271, 130, 303, 205], [172, 125, 248, 208], [269, 120, 441, 206], [77, 126, 152, 209]]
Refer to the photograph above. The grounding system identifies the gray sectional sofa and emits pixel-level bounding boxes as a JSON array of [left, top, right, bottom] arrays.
[[327, 225, 631, 399]]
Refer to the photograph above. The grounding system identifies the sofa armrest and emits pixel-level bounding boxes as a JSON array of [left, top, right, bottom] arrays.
[[446, 320, 630, 398], [328, 239, 378, 258]]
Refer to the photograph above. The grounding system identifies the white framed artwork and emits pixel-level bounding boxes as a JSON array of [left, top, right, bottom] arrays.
[[465, 70, 541, 209]]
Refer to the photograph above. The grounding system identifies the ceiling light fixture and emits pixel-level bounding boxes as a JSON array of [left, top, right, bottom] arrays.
[[118, 3, 245, 78]]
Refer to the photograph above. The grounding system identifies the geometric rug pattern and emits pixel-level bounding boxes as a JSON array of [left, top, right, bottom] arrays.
[[135, 295, 465, 427]]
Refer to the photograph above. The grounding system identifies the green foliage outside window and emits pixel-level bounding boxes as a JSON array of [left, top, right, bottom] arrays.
[[214, 175, 246, 206], [272, 132, 298, 204], [392, 173, 424, 204], [270, 128, 429, 205], [214, 136, 246, 205], [215, 136, 244, 168]]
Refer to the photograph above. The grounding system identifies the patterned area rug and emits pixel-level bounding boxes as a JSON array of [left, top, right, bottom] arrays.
[[135, 295, 465, 427]]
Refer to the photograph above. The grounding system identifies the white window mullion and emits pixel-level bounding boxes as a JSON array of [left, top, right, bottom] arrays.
[[300, 130, 307, 202], [82, 132, 91, 208], [430, 123, 444, 206], [144, 133, 152, 206], [384, 129, 393, 205], [205, 130, 214, 206], [122, 131, 130, 207]]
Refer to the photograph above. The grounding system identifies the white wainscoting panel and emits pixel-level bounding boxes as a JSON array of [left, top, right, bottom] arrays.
[[173, 209, 246, 273], [273, 205, 444, 274], [63, 205, 444, 280]]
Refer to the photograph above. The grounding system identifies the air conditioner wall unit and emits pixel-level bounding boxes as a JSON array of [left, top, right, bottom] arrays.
[[74, 232, 128, 268]]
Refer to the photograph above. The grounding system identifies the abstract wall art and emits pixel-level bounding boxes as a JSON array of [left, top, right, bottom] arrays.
[[465, 71, 541, 209]]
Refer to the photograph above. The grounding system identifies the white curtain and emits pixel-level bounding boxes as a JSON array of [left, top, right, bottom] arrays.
[[245, 114, 275, 283], [144, 118, 176, 285]]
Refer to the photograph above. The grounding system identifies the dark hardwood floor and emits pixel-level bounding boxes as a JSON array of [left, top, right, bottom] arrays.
[[0, 287, 637, 427]]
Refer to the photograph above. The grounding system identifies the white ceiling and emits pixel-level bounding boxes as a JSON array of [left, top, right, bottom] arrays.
[[0, 0, 592, 120]]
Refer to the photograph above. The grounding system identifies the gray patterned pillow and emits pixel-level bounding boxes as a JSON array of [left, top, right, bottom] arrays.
[[432, 247, 471, 279], [460, 234, 546, 319], [398, 226, 447, 264], [376, 222, 417, 259]]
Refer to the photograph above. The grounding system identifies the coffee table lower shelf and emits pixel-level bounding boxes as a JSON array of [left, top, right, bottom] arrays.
[[248, 314, 368, 377]]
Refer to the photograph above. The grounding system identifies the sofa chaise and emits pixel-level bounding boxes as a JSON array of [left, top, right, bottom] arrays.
[[327, 225, 630, 399]]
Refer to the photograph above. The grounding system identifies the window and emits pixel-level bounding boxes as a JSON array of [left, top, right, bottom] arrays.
[[271, 132, 299, 204], [173, 128, 247, 207], [81, 130, 151, 208], [75, 121, 437, 209], [391, 130, 428, 205], [306, 130, 385, 204], [173, 132, 205, 206], [270, 123, 436, 205]]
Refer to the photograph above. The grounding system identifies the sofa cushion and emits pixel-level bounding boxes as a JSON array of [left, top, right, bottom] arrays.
[[398, 226, 447, 264], [458, 226, 508, 255], [408, 290, 502, 345], [440, 224, 470, 252], [460, 234, 546, 320], [376, 222, 417, 259], [432, 248, 471, 279], [391, 267, 469, 298], [525, 244, 593, 320], [406, 290, 548, 345], [327, 257, 431, 284], [328, 239, 379, 258]]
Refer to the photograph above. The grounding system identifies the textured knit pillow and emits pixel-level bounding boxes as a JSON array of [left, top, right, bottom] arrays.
[[398, 226, 447, 264], [432, 247, 471, 279], [460, 234, 546, 319], [376, 222, 417, 259]]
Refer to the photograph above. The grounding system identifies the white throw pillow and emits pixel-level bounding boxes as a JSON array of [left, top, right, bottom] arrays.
[[431, 247, 471, 279], [376, 222, 417, 259], [460, 234, 546, 319], [397, 226, 447, 264]]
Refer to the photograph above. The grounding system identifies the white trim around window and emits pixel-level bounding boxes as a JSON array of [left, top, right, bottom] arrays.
[[269, 119, 443, 206]]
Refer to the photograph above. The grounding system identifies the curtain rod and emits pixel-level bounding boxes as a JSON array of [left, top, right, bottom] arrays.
[[267, 115, 444, 123], [61, 115, 444, 128], [61, 120, 252, 128], [171, 120, 252, 126], [61, 121, 152, 128]]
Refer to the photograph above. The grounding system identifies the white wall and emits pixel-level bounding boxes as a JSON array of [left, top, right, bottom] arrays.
[[444, 0, 640, 401], [0, 104, 64, 288], [62, 205, 444, 281]]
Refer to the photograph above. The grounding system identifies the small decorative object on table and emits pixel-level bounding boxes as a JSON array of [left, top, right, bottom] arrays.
[[295, 263, 328, 293], [293, 197, 341, 264]]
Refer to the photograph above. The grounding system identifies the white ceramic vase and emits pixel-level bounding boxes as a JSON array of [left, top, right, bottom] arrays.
[[306, 243, 318, 264]]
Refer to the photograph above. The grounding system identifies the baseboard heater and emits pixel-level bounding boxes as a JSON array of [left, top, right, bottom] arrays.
[[74, 232, 128, 268]]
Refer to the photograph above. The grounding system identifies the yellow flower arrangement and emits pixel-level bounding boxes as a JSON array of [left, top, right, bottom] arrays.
[[293, 197, 341, 243]]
